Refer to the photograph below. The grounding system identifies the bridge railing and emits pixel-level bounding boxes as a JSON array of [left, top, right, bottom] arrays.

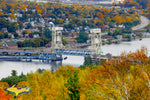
[[55, 48, 91, 56]]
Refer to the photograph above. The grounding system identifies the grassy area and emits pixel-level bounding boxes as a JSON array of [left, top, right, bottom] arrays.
[[0, 43, 3, 46]]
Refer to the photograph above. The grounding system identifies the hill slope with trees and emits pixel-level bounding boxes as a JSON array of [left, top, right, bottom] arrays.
[[0, 47, 150, 99]]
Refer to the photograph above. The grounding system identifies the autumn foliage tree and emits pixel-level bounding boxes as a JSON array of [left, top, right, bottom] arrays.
[[0, 89, 12, 100], [0, 47, 150, 99]]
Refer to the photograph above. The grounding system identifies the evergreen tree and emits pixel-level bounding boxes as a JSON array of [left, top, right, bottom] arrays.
[[84, 56, 92, 66], [11, 70, 17, 76], [65, 71, 80, 100]]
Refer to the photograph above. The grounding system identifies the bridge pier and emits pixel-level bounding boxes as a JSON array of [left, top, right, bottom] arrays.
[[51, 27, 63, 54], [90, 28, 102, 64]]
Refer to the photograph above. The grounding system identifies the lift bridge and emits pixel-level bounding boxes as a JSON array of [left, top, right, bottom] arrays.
[[0, 27, 102, 62], [53, 27, 102, 57]]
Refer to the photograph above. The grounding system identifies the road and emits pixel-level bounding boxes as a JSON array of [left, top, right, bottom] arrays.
[[132, 16, 150, 31]]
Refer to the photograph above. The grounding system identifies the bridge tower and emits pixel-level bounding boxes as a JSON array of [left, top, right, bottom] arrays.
[[90, 28, 102, 57], [51, 27, 63, 53]]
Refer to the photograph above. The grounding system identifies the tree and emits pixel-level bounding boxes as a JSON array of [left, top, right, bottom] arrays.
[[139, 33, 143, 40], [0, 17, 10, 30], [108, 31, 112, 36], [76, 32, 88, 43], [97, 12, 103, 19], [0, 11, 4, 16], [65, 71, 80, 100], [11, 70, 17, 76], [62, 39, 67, 45], [29, 33, 34, 38], [0, 33, 4, 39], [8, 22, 19, 33], [8, 14, 16, 19], [22, 30, 28, 37], [13, 33, 18, 38], [18, 21, 23, 29], [84, 56, 92, 66], [43, 27, 52, 39], [0, 89, 12, 99], [0, 75, 26, 86], [123, 34, 131, 41], [25, 23, 32, 29]]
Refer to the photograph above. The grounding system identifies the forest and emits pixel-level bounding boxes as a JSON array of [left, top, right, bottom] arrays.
[[0, 0, 140, 29], [0, 47, 150, 100], [115, 0, 150, 19], [0, 0, 141, 47]]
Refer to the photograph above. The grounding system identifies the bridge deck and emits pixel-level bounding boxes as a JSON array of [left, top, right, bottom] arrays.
[[55, 48, 91, 56], [0, 50, 62, 62]]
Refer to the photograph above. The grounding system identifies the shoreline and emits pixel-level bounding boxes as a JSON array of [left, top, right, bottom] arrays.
[[102, 36, 150, 45]]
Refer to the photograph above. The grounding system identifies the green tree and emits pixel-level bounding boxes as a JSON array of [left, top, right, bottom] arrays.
[[37, 68, 45, 74], [84, 56, 92, 66], [13, 33, 19, 38], [76, 32, 88, 43], [8, 22, 19, 33], [62, 39, 67, 45], [65, 71, 80, 100], [0, 17, 10, 29], [4, 32, 8, 38], [29, 33, 34, 38], [11, 70, 17, 76], [25, 23, 32, 29], [22, 30, 28, 37], [43, 27, 52, 39], [139, 33, 143, 40], [0, 33, 4, 39], [108, 31, 112, 36], [0, 75, 27, 85], [18, 21, 23, 29], [123, 34, 131, 41]]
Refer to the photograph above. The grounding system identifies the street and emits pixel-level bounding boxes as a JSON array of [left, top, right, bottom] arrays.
[[132, 16, 150, 31]]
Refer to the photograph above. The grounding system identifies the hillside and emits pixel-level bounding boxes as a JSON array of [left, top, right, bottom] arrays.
[[0, 47, 150, 99]]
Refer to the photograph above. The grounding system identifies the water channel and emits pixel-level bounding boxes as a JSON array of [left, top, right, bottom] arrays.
[[0, 38, 150, 79]]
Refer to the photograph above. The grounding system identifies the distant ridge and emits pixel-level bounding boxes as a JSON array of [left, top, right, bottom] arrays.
[[25, 0, 125, 4]]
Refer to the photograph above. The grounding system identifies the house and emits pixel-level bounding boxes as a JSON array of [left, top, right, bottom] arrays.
[[72, 32, 79, 38], [14, 13, 22, 17], [8, 33, 14, 38], [99, 26, 105, 30], [3, 42, 18, 50], [118, 24, 125, 29], [33, 34, 40, 38], [103, 35, 113, 39], [104, 25, 110, 29], [116, 35, 122, 40], [1, 28, 8, 32]]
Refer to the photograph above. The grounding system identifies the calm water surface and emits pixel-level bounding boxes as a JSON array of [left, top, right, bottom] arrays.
[[0, 38, 150, 79], [101, 38, 150, 56]]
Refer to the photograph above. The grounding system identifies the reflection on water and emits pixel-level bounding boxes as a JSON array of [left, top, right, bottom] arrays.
[[0, 61, 61, 80], [0, 38, 150, 79]]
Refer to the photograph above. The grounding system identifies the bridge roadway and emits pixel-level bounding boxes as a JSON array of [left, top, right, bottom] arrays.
[[0, 48, 92, 62], [0, 50, 62, 62], [55, 48, 91, 56]]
